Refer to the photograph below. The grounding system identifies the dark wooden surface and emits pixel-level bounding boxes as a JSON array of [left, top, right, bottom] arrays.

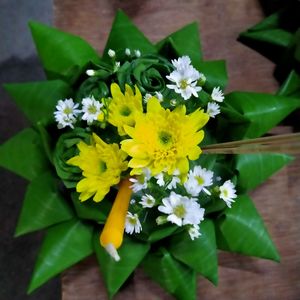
[[53, 1, 300, 299]]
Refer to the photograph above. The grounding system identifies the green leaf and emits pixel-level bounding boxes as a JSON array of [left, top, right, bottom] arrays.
[[195, 60, 228, 90], [94, 234, 150, 299], [28, 219, 93, 293], [0, 128, 49, 180], [143, 248, 196, 300], [235, 153, 293, 192], [71, 192, 112, 223], [277, 70, 300, 97], [156, 23, 202, 65], [148, 224, 178, 242], [222, 92, 300, 139], [102, 10, 156, 62], [29, 21, 100, 84], [15, 171, 74, 236], [169, 219, 218, 285], [215, 195, 280, 261], [4, 80, 72, 126]]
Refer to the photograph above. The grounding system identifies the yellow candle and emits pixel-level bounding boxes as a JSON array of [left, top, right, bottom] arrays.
[[99, 178, 132, 261]]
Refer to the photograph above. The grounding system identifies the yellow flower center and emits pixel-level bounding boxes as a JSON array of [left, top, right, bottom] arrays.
[[120, 105, 132, 117], [63, 107, 73, 114], [179, 79, 188, 89], [195, 176, 204, 185], [88, 105, 97, 114], [174, 204, 186, 218]]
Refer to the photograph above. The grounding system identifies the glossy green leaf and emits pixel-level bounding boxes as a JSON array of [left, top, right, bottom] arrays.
[[143, 248, 196, 300], [71, 192, 112, 223], [235, 153, 293, 192], [223, 92, 300, 139], [195, 60, 228, 90], [4, 80, 72, 126], [148, 224, 178, 242], [94, 234, 150, 298], [169, 219, 218, 285], [102, 10, 156, 62], [29, 21, 100, 84], [215, 195, 280, 261], [28, 219, 93, 293], [156, 23, 202, 65], [0, 128, 49, 180], [277, 70, 300, 97], [15, 172, 74, 236]]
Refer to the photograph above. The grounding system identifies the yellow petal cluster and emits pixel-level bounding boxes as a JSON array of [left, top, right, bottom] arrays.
[[121, 97, 209, 177], [108, 83, 143, 136], [67, 133, 128, 202]]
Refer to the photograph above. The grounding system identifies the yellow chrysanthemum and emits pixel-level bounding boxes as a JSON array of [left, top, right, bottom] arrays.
[[121, 97, 209, 177], [108, 83, 143, 136], [67, 133, 128, 202]]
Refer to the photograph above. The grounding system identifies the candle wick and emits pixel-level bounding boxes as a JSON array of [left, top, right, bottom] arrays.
[[105, 243, 121, 261]]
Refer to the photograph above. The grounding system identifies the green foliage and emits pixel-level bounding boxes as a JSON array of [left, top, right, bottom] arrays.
[[156, 22, 202, 65], [235, 153, 293, 192], [143, 248, 197, 300], [215, 195, 280, 261], [94, 234, 150, 298], [102, 10, 156, 62], [220, 92, 300, 139], [28, 219, 93, 293], [29, 21, 100, 84], [0, 128, 49, 180], [4, 80, 72, 126], [15, 172, 74, 236], [169, 219, 218, 285]]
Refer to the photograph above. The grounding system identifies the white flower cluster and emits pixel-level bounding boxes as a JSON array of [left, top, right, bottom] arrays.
[[166, 56, 203, 100], [125, 166, 237, 240], [54, 96, 104, 129], [206, 87, 225, 118]]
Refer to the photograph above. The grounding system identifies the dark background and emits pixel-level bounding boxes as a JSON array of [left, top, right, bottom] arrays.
[[0, 1, 60, 299]]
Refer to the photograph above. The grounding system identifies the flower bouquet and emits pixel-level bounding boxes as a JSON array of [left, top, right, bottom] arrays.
[[1, 10, 300, 300]]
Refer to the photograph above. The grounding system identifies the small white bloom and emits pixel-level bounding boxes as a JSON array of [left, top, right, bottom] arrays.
[[130, 168, 151, 193], [158, 192, 205, 227], [219, 180, 237, 208], [143, 93, 153, 103], [130, 198, 136, 205], [125, 212, 142, 234], [184, 166, 214, 197], [125, 48, 131, 56], [113, 61, 121, 72], [86, 69, 95, 76], [188, 224, 201, 240], [140, 194, 156, 208], [166, 56, 202, 100], [54, 98, 80, 129], [155, 91, 163, 102], [211, 86, 224, 102], [155, 170, 180, 190], [81, 96, 103, 124], [134, 49, 141, 57], [206, 102, 221, 118], [155, 173, 165, 187], [108, 49, 116, 58]]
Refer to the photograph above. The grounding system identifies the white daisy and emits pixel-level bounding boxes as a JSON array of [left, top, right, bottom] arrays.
[[144, 92, 163, 104], [206, 102, 221, 118], [211, 86, 224, 102], [184, 166, 214, 197], [125, 212, 142, 234], [166, 56, 202, 100], [155, 171, 180, 190], [108, 49, 116, 58], [81, 96, 103, 124], [129, 168, 151, 193], [158, 192, 205, 226], [188, 224, 201, 240], [155, 91, 163, 102], [54, 98, 80, 129], [143, 93, 153, 103], [219, 180, 237, 208], [140, 194, 156, 208]]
